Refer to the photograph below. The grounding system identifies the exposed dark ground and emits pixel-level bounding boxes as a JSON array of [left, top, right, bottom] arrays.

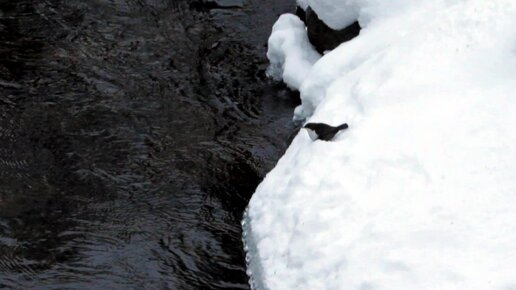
[[0, 0, 298, 289]]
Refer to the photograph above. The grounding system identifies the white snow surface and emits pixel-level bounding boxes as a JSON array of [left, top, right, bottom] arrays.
[[297, 0, 421, 30], [266, 14, 321, 90], [297, 0, 309, 10], [245, 0, 516, 289]]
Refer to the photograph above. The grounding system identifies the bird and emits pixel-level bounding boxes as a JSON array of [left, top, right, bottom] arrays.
[[303, 122, 349, 141]]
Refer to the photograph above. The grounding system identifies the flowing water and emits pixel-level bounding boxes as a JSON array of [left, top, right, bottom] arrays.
[[0, 1, 298, 289]]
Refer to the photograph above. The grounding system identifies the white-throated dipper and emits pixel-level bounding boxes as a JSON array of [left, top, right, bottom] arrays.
[[303, 122, 349, 141]]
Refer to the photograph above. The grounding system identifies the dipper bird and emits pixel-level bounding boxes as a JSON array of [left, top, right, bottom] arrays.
[[303, 122, 349, 141]]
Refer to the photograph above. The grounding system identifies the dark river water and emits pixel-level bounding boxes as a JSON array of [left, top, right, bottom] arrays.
[[0, 1, 299, 289]]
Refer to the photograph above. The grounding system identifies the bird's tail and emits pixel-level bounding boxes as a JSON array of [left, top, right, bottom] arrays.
[[337, 123, 349, 130]]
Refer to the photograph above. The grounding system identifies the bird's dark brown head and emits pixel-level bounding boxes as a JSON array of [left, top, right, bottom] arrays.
[[303, 123, 324, 130]]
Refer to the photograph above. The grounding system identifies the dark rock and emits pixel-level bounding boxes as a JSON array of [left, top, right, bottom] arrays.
[[305, 6, 361, 54], [295, 6, 306, 23]]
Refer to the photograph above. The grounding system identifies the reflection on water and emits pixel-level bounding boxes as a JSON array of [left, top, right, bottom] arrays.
[[0, 0, 298, 289]]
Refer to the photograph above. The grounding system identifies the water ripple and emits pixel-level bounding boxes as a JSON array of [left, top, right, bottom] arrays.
[[0, 0, 298, 289]]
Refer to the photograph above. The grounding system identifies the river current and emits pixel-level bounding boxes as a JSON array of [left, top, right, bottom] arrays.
[[0, 1, 297, 289]]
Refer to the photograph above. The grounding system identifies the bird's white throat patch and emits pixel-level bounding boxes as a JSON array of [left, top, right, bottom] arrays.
[[305, 128, 318, 141]]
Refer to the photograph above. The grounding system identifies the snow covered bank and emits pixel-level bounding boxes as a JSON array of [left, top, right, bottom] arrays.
[[244, 0, 516, 289], [265, 14, 321, 90]]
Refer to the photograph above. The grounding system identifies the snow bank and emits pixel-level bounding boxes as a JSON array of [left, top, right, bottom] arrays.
[[296, 0, 422, 30], [266, 14, 320, 90], [297, 0, 309, 10], [245, 0, 516, 289]]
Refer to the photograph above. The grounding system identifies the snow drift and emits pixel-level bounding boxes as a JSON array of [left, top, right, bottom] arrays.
[[244, 0, 516, 289]]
